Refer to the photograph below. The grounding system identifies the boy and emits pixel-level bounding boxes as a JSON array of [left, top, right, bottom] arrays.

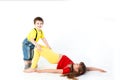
[[22, 17, 51, 69]]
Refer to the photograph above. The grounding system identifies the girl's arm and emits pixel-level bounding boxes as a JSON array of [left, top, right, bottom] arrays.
[[36, 69, 63, 74], [42, 38, 51, 49], [87, 67, 106, 72]]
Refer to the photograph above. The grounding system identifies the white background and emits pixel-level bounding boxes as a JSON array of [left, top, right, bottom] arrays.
[[0, 0, 119, 80]]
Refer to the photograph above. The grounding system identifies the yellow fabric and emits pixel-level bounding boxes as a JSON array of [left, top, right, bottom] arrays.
[[27, 28, 44, 42], [31, 45, 59, 69]]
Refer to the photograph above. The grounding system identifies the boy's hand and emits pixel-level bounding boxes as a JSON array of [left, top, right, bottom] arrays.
[[35, 44, 41, 51], [48, 47, 52, 49]]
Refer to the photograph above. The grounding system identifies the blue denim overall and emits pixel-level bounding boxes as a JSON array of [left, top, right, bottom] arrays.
[[22, 38, 35, 60]]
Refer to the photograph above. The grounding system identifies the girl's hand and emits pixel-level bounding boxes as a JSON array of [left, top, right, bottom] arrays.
[[99, 69, 106, 73]]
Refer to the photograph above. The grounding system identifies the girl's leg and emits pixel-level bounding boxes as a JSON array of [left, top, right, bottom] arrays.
[[40, 46, 60, 64], [31, 48, 40, 69], [24, 45, 60, 73], [31, 45, 60, 68]]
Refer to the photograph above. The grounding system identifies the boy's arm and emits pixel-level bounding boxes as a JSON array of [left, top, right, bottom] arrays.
[[30, 39, 41, 51], [87, 67, 106, 72], [41, 38, 51, 49], [30, 39, 38, 46], [36, 69, 63, 74]]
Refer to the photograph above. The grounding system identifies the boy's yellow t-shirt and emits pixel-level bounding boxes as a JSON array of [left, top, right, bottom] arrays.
[[27, 28, 44, 42]]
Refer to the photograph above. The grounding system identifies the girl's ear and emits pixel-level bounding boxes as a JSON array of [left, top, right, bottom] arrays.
[[80, 71, 83, 74]]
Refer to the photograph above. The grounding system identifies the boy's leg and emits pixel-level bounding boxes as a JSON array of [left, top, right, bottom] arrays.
[[24, 61, 31, 69], [22, 44, 32, 69], [25, 46, 35, 69]]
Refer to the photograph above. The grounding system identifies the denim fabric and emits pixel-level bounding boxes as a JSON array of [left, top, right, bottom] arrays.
[[22, 38, 35, 60]]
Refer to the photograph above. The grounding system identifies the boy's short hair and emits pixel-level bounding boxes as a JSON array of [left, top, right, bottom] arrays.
[[34, 17, 44, 24]]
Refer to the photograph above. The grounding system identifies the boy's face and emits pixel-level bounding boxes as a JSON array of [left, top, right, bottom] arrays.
[[35, 20, 43, 29]]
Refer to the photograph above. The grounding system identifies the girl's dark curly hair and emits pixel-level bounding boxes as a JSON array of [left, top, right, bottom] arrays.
[[61, 62, 87, 80]]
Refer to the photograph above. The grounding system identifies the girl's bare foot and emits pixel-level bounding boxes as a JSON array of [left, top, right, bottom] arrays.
[[24, 68, 36, 73]]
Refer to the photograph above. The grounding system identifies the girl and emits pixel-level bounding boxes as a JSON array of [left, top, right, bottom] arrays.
[[24, 45, 106, 79]]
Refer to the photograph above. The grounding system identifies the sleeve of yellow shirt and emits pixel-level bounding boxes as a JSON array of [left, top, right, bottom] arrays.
[[41, 30, 45, 39]]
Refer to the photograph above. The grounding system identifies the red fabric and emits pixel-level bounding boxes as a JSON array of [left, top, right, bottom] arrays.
[[57, 55, 74, 74]]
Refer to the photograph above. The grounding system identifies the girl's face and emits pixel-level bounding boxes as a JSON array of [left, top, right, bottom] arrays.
[[73, 63, 81, 72], [35, 20, 43, 30]]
